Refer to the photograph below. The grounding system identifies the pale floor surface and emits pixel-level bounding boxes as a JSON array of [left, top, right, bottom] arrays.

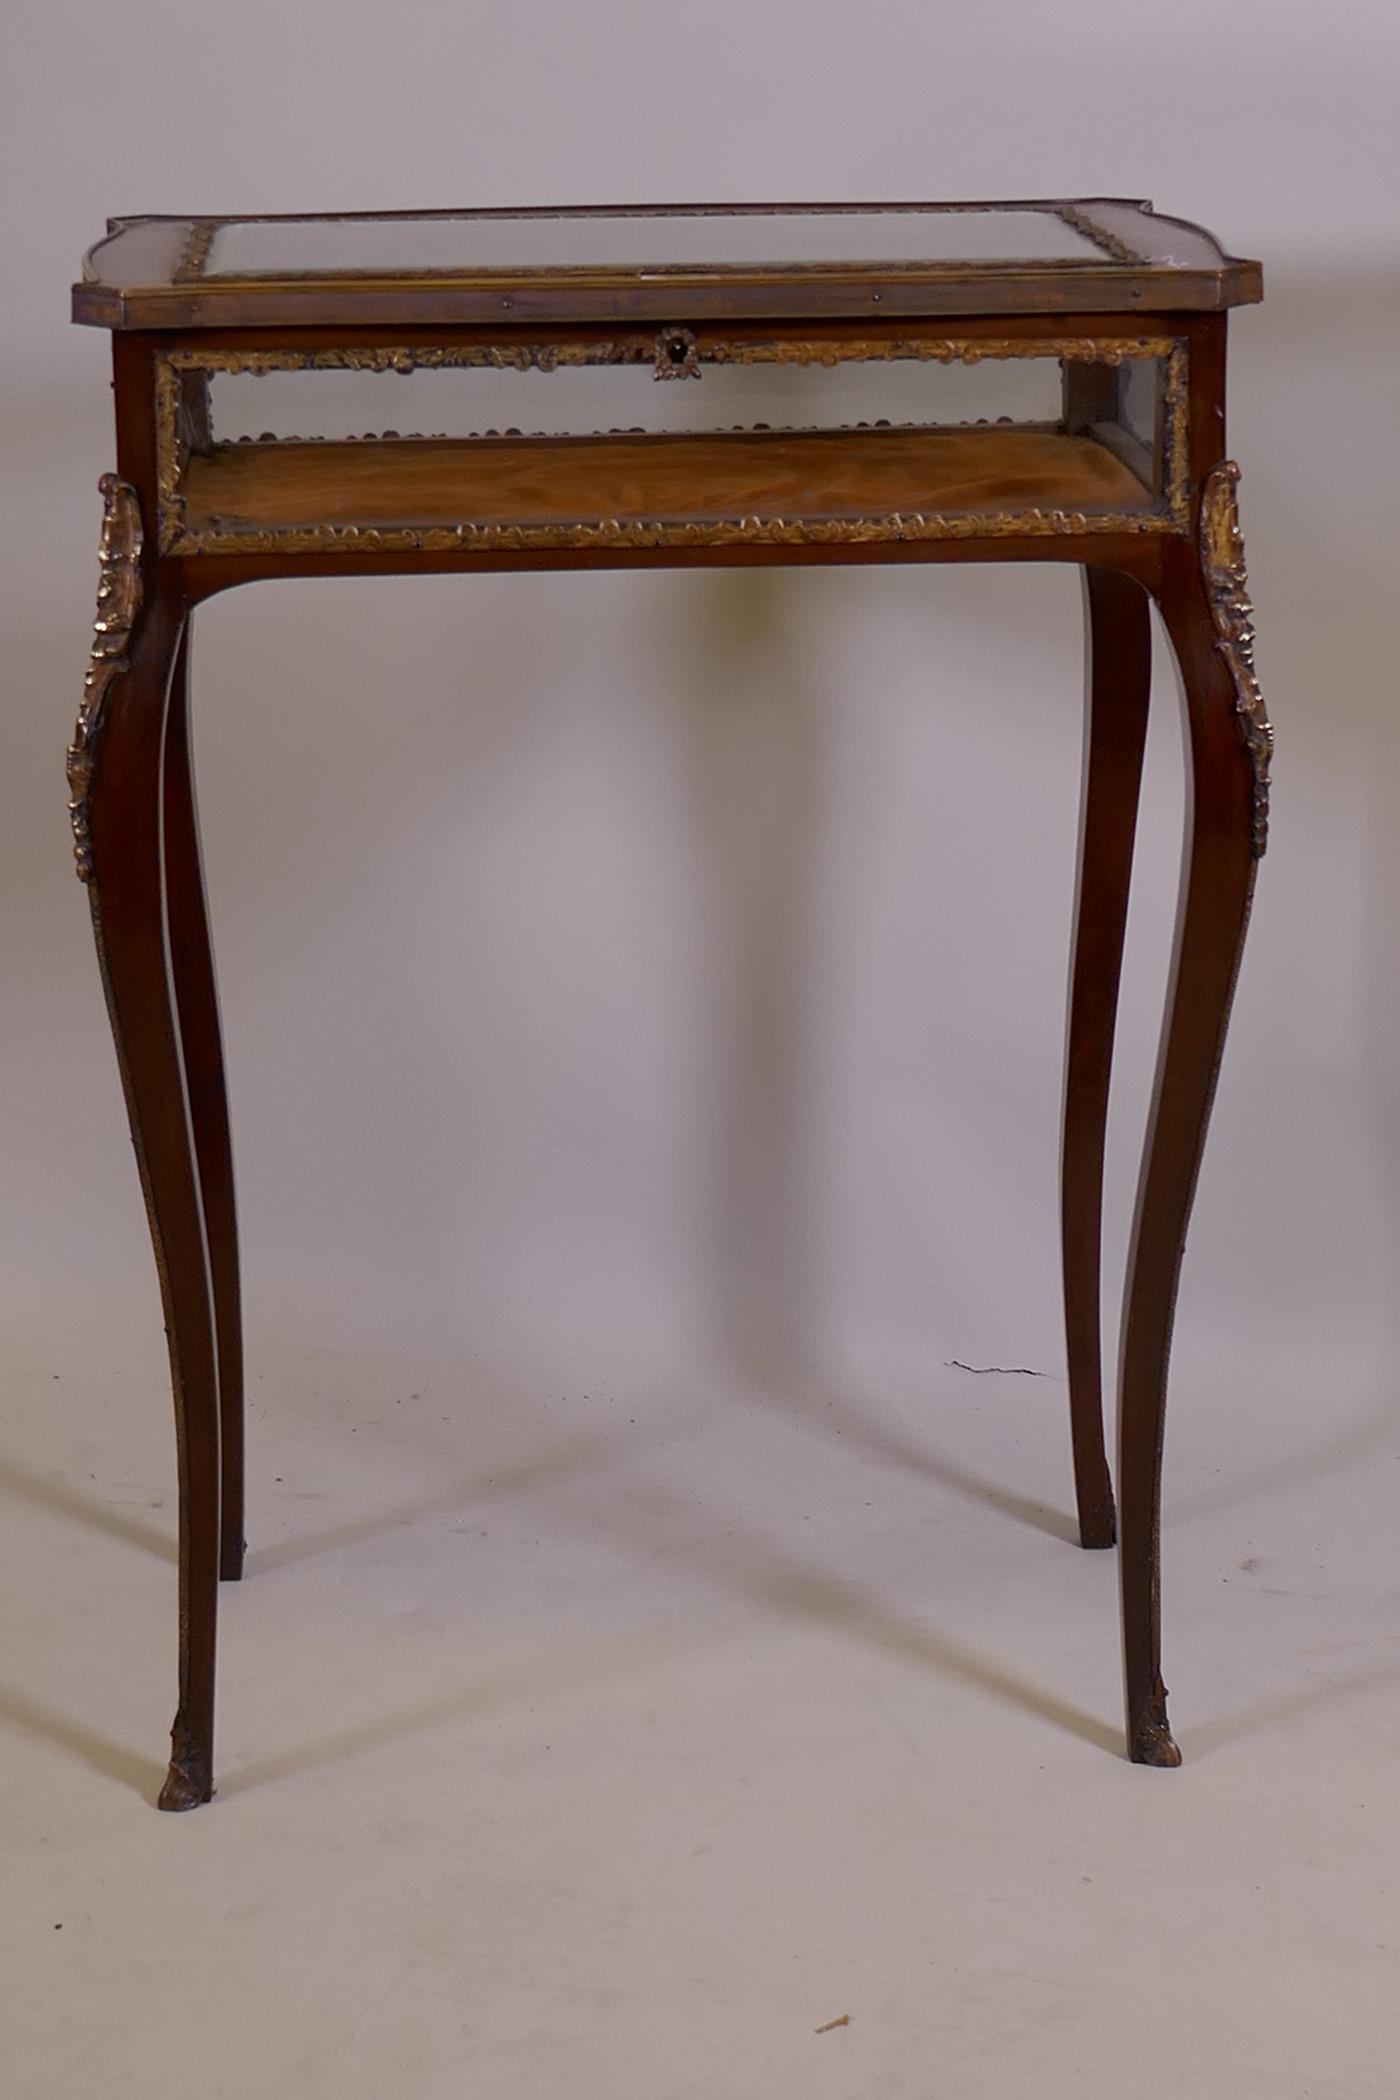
[[3, 1327, 1399, 2100]]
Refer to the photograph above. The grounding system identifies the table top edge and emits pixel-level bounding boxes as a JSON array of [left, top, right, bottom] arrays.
[[74, 200, 1262, 330]]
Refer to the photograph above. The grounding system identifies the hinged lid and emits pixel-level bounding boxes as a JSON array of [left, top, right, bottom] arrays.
[[74, 201, 1261, 330]]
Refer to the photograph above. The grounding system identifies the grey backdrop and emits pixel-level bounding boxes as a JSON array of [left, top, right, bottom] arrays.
[[2, 3, 1395, 1429], [5, 7, 1400, 2096]]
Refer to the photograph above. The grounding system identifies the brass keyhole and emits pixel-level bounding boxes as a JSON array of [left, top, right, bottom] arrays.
[[654, 327, 701, 379]]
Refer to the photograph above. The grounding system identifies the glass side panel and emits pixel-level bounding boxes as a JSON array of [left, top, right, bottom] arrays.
[[1120, 357, 1160, 451], [203, 207, 1107, 279]]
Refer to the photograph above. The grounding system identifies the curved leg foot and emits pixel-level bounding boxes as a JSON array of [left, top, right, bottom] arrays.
[[1120, 471, 1270, 1768], [1129, 1681, 1183, 1768], [71, 479, 221, 1809], [159, 1719, 215, 1810], [1061, 567, 1151, 1550], [164, 620, 245, 1582]]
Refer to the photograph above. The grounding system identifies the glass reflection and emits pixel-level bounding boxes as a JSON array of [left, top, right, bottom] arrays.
[[205, 207, 1106, 278]]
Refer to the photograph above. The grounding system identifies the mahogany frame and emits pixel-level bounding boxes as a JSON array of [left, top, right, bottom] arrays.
[[69, 224, 1268, 1809]]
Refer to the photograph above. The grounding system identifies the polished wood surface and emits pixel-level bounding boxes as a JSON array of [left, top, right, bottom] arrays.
[[1118, 536, 1259, 1767], [184, 426, 1154, 532], [69, 205, 1267, 1806], [1061, 568, 1153, 1550], [162, 624, 245, 1584], [80, 586, 221, 1811]]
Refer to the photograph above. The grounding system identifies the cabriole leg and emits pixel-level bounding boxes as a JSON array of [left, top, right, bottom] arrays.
[[1120, 468, 1271, 1766], [164, 619, 245, 1582], [1061, 566, 1152, 1549], [69, 477, 221, 1809]]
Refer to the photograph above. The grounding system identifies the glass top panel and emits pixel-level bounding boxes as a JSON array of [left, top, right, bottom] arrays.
[[203, 207, 1109, 279]]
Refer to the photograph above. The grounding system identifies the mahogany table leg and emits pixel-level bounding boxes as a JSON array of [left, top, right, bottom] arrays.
[[1061, 566, 1152, 1550], [71, 480, 221, 1809], [1119, 469, 1269, 1766], [163, 619, 246, 1583]]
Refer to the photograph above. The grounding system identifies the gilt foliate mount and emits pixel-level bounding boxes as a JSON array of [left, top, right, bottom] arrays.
[[1201, 461, 1273, 856], [68, 475, 144, 883]]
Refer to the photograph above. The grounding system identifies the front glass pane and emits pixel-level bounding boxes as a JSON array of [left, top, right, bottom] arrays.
[[206, 349, 1073, 444]]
